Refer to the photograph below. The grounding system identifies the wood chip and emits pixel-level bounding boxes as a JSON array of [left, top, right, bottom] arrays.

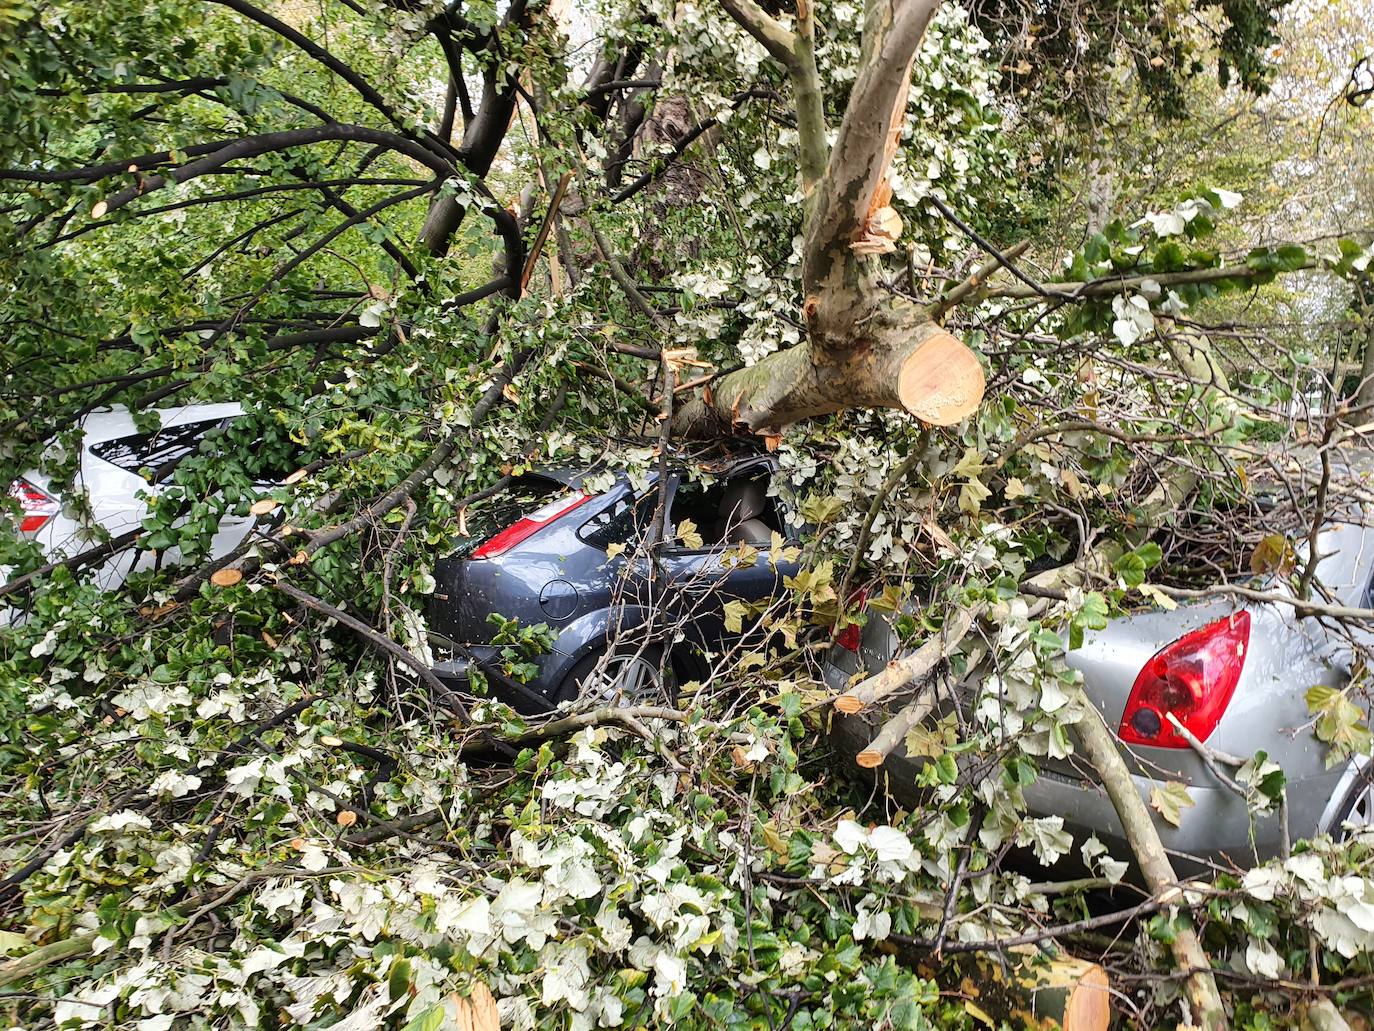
[[249, 499, 279, 516], [283, 468, 308, 485], [320, 735, 343, 747], [336, 810, 358, 827], [210, 568, 244, 588], [453, 982, 500, 1031]]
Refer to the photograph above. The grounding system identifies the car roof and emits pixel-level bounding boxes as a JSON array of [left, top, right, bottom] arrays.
[[79, 402, 246, 445]]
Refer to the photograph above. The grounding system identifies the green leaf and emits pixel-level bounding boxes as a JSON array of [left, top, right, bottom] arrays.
[[1147, 913, 1180, 943], [388, 957, 413, 1001], [1114, 551, 1147, 588], [401, 1005, 446, 1031], [1274, 243, 1309, 271]]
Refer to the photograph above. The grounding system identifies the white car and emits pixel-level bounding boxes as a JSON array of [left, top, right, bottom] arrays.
[[7, 403, 263, 592]]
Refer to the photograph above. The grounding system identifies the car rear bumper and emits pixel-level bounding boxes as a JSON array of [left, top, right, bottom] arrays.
[[826, 692, 1343, 875], [1019, 761, 1341, 875]]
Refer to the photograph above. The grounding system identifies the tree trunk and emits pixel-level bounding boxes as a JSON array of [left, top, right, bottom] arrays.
[[1071, 694, 1228, 1030], [676, 0, 988, 438]]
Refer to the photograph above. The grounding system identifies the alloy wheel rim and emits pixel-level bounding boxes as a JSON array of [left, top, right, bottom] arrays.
[[1344, 779, 1374, 833], [583, 653, 662, 706]]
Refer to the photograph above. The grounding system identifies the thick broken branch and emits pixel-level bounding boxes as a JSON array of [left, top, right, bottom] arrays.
[[274, 579, 471, 723], [1070, 692, 1228, 1030], [672, 320, 984, 435], [855, 681, 937, 767], [834, 603, 982, 714]]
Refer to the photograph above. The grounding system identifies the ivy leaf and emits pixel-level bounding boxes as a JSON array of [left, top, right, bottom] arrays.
[[1150, 781, 1195, 827], [1274, 243, 1309, 271], [1114, 551, 1147, 588], [1069, 591, 1110, 649]]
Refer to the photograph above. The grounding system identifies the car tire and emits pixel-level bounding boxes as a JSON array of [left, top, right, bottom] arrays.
[[1325, 761, 1374, 840], [556, 644, 675, 707]]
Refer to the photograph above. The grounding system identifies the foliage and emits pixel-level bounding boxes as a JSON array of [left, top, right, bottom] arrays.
[[2, 0, 1374, 1028]]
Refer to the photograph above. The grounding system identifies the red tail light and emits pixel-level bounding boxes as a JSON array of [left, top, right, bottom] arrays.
[[1119, 611, 1250, 749], [833, 588, 870, 653], [835, 622, 862, 652], [9, 478, 58, 533], [471, 491, 590, 559]]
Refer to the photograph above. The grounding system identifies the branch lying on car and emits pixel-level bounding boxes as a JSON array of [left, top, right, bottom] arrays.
[[1153, 582, 1374, 622], [832, 604, 983, 714], [854, 681, 937, 768], [1071, 691, 1228, 1030], [1165, 711, 1291, 860], [274, 579, 472, 723]]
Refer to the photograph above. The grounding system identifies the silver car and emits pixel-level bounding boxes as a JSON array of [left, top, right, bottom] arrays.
[[825, 515, 1374, 871]]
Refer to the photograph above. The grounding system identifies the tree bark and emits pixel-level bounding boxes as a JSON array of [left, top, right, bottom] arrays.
[[1071, 693, 1228, 1030], [678, 0, 987, 437], [1352, 282, 1374, 421]]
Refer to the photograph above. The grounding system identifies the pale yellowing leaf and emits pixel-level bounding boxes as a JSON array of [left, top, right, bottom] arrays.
[[677, 518, 704, 549], [959, 477, 991, 514], [1150, 781, 1195, 827], [722, 599, 748, 635], [761, 821, 788, 856], [1139, 584, 1178, 611], [320, 735, 343, 747]]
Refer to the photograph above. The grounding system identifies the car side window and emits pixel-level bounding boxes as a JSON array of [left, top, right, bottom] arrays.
[[88, 419, 232, 481], [667, 467, 786, 549], [578, 490, 657, 551]]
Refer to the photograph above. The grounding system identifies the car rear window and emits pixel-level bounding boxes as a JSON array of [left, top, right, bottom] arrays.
[[450, 476, 565, 556], [88, 419, 230, 481]]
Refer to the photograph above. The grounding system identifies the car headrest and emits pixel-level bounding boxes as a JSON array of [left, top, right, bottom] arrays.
[[718, 477, 766, 524]]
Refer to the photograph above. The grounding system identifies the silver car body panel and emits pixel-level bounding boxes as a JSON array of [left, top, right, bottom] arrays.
[[826, 513, 1374, 869]]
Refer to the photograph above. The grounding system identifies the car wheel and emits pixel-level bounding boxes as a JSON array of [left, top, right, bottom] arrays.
[[558, 645, 673, 707], [1325, 761, 1374, 840]]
